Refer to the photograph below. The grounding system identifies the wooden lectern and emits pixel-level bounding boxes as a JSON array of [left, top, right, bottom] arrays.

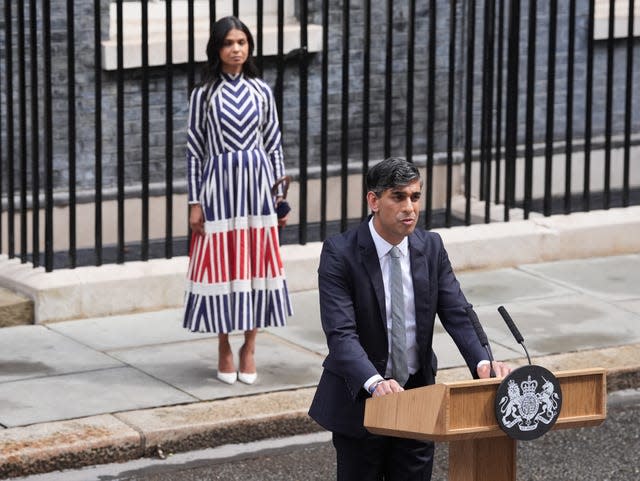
[[364, 368, 606, 481]]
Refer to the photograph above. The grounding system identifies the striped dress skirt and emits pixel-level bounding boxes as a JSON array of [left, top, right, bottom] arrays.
[[183, 149, 292, 333]]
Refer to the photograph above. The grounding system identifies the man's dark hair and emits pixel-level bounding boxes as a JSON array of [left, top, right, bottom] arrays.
[[202, 16, 260, 84], [366, 157, 421, 197]]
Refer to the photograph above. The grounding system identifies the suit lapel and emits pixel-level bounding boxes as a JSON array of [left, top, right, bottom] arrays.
[[409, 232, 430, 325], [357, 221, 387, 332]]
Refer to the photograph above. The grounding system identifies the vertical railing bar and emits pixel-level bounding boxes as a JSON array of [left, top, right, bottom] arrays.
[[603, 0, 616, 210], [543, 1, 557, 217], [463, 0, 475, 225], [583, 0, 595, 212], [18, 0, 28, 263], [622, 0, 635, 207], [564, 0, 576, 214], [425, 0, 436, 229], [340, 0, 350, 232], [5, 2, 15, 259], [478, 0, 486, 203], [445, 0, 457, 228], [405, 0, 416, 163], [141, 0, 150, 261], [94, 0, 103, 266], [187, 0, 195, 93], [480, 0, 496, 223], [210, 0, 215, 35], [360, 0, 371, 220], [298, 1, 308, 244], [116, 0, 125, 263], [233, 0, 239, 17], [384, 0, 392, 159], [504, 0, 521, 223], [275, 0, 284, 120], [494, 0, 505, 205], [43, 0, 53, 271], [256, 0, 263, 74], [165, 0, 174, 258], [523, 0, 536, 219], [320, 0, 329, 239], [29, 0, 40, 267], [67, 0, 77, 268]]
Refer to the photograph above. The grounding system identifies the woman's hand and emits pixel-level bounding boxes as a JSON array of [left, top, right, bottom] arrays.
[[275, 196, 289, 228], [189, 204, 204, 235]]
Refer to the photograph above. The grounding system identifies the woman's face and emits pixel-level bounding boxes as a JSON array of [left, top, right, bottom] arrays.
[[219, 28, 249, 74]]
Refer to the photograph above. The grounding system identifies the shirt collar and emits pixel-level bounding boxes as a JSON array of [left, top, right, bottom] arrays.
[[368, 217, 409, 260]]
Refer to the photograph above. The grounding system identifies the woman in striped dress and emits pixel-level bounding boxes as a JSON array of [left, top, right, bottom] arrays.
[[184, 16, 292, 385]]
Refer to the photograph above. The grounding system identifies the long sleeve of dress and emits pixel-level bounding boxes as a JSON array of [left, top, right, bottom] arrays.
[[186, 86, 208, 204], [260, 84, 286, 196]]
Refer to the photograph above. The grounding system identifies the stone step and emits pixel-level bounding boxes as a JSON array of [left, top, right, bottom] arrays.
[[0, 287, 33, 327]]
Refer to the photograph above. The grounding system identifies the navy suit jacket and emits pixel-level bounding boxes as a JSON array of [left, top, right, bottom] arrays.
[[308, 219, 487, 438]]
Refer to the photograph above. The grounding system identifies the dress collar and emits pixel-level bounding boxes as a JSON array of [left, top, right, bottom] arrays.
[[221, 71, 243, 82]]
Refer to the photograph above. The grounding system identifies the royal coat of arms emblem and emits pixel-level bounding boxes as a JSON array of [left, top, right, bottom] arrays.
[[495, 365, 562, 440]]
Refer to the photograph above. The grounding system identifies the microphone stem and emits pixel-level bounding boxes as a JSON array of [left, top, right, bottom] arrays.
[[485, 344, 496, 377], [521, 343, 532, 365]]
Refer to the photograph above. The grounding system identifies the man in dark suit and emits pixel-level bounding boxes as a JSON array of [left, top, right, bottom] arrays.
[[308, 157, 510, 480]]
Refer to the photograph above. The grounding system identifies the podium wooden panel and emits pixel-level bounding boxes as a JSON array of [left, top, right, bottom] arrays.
[[364, 368, 606, 481]]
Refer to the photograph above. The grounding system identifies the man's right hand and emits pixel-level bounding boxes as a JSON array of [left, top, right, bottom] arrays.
[[370, 379, 404, 397]]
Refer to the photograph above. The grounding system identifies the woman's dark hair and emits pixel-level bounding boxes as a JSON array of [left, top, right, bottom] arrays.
[[202, 16, 259, 84], [366, 157, 422, 197]]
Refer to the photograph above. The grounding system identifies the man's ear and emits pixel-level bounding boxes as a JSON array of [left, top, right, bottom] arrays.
[[366, 191, 379, 213]]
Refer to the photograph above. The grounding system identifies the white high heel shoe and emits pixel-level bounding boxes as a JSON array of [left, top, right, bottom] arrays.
[[238, 372, 257, 385], [216, 371, 238, 385]]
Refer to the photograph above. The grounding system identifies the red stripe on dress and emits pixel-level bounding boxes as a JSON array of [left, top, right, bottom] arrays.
[[191, 235, 204, 282], [218, 232, 228, 283], [264, 228, 276, 278], [239, 229, 247, 280], [201, 235, 213, 283], [258, 228, 267, 278], [251, 228, 258, 278], [232, 229, 237, 281]]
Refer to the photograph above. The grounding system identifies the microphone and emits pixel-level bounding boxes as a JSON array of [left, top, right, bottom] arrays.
[[498, 305, 532, 365], [466, 307, 496, 378]]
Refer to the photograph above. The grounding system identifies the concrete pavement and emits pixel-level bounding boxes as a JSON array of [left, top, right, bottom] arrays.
[[1, 209, 640, 478]]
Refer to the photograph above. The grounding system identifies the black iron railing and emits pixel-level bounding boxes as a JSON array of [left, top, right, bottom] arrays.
[[0, 0, 638, 271]]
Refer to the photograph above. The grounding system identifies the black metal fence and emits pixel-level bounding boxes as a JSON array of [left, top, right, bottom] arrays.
[[1, 0, 639, 272]]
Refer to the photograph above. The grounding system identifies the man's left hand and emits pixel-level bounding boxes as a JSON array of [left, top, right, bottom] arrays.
[[477, 361, 512, 379]]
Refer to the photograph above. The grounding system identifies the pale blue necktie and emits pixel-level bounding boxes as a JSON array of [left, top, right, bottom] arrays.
[[389, 246, 409, 386]]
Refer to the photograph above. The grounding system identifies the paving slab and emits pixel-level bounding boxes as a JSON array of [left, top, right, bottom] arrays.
[[0, 368, 196, 427], [46, 308, 210, 351], [618, 299, 640, 315], [106, 332, 324, 401], [0, 326, 122, 383], [473, 294, 640, 357], [266, 289, 328, 356], [518, 254, 640, 302], [457, 267, 574, 307], [432, 319, 522, 369], [115, 388, 319, 454]]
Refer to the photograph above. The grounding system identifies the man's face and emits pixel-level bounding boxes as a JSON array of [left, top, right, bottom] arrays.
[[367, 179, 422, 245]]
